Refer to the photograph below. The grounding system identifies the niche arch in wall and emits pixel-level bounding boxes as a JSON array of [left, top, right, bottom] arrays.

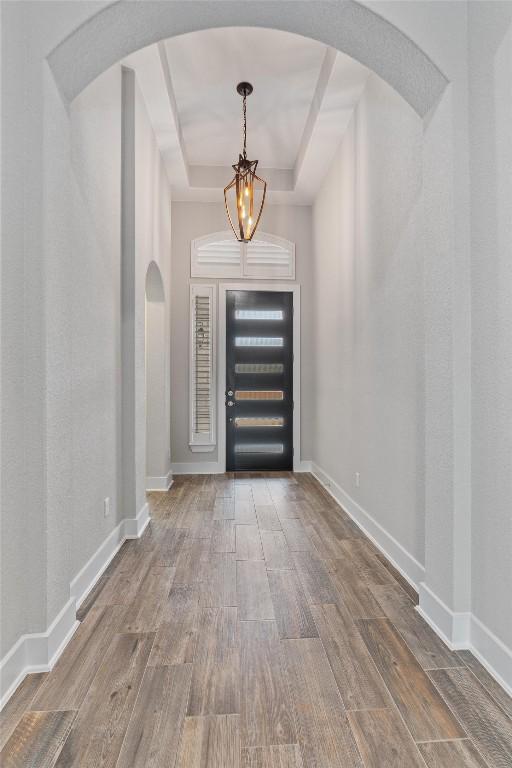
[[145, 260, 172, 491]]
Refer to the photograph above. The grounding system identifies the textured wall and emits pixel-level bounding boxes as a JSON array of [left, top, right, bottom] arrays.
[[1, 1, 47, 654], [170, 202, 314, 467], [0, 1, 172, 656], [65, 65, 123, 616], [42, 66, 172, 629], [469, 2, 512, 651], [312, 73, 425, 565]]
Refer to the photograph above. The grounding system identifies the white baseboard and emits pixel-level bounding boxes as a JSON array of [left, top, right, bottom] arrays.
[[146, 470, 173, 491], [418, 582, 512, 696], [0, 502, 150, 710], [470, 615, 512, 697], [311, 462, 425, 589], [311, 462, 512, 697], [417, 582, 471, 648], [0, 599, 79, 711], [171, 461, 224, 474], [70, 502, 149, 610], [123, 502, 150, 539], [295, 460, 312, 473]]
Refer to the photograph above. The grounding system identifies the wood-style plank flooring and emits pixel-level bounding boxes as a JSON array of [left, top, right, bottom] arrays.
[[1, 472, 511, 767]]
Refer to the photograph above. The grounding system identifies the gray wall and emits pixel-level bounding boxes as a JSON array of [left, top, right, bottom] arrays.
[[469, 2, 512, 652], [0, 7, 172, 657], [311, 73, 425, 566], [67, 66, 123, 618], [170, 202, 314, 467], [1, 57, 125, 652], [1, 0, 48, 654]]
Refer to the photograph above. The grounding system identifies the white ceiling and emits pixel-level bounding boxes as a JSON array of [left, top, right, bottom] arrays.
[[165, 28, 326, 169], [123, 27, 369, 204]]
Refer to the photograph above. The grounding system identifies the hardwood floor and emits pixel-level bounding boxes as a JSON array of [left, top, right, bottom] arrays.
[[2, 472, 511, 767], [0, 673, 47, 750]]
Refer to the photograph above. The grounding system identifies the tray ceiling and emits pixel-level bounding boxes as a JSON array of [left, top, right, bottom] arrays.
[[123, 27, 369, 204]]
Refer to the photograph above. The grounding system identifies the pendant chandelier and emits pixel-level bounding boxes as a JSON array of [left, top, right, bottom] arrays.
[[224, 82, 267, 242]]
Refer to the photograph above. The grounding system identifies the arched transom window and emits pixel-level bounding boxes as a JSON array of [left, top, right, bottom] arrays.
[[191, 231, 295, 280]]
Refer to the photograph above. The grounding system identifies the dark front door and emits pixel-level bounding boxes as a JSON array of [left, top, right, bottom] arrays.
[[226, 290, 293, 471]]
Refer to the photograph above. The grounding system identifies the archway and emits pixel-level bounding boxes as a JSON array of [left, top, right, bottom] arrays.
[[49, 0, 447, 117], [46, 0, 470, 650], [145, 261, 172, 490]]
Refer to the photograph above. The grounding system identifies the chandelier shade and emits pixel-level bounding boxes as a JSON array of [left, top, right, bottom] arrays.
[[224, 82, 267, 243]]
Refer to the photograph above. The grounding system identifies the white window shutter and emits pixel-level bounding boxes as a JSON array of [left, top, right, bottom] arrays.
[[191, 232, 242, 278], [189, 284, 216, 451], [243, 233, 295, 279], [191, 231, 295, 280]]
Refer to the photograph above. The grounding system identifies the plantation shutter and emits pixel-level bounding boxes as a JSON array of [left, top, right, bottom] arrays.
[[191, 234, 242, 278], [189, 284, 216, 451], [191, 232, 295, 280], [243, 233, 295, 279]]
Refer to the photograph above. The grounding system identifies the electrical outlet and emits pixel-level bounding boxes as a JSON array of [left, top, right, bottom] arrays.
[[104, 497, 110, 517], [355, 472, 360, 488]]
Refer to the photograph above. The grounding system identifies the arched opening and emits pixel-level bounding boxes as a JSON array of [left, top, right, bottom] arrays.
[[48, 0, 447, 117], [145, 261, 171, 490], [52, 3, 457, 629], [48, 3, 461, 637]]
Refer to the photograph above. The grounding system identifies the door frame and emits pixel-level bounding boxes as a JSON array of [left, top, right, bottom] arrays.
[[218, 282, 301, 473]]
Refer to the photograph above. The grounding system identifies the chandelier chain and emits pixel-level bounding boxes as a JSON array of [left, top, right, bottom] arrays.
[[242, 92, 247, 159]]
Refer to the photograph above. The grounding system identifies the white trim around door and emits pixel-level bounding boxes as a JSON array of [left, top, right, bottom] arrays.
[[218, 283, 301, 473]]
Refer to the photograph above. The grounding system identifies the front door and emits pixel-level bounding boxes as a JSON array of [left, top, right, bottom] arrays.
[[226, 290, 293, 471]]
